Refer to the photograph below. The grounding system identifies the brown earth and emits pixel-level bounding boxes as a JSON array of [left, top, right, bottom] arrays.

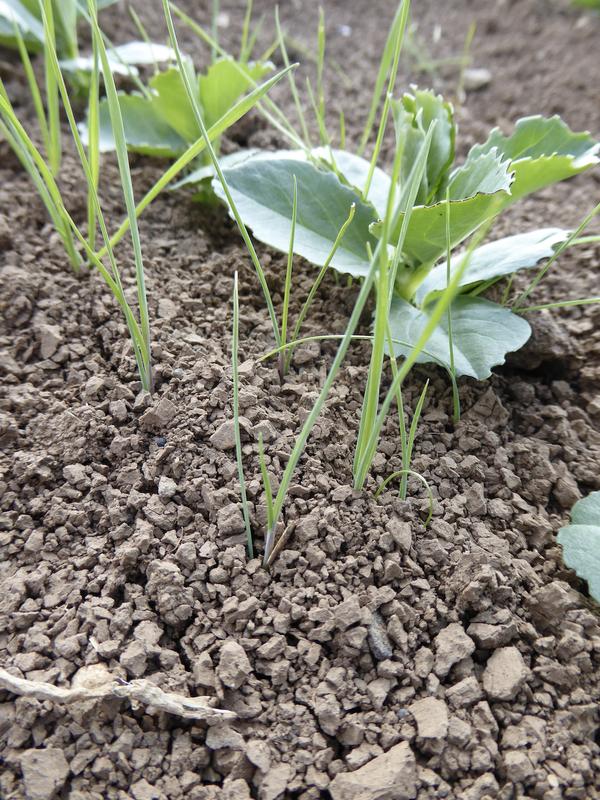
[[1, 0, 600, 798]]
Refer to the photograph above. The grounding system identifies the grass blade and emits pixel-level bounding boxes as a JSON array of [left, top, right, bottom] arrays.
[[279, 175, 297, 380], [88, 0, 152, 390], [353, 122, 434, 483], [42, 0, 61, 175], [353, 211, 502, 489], [358, 0, 409, 156], [286, 202, 356, 371], [161, 0, 281, 347], [232, 272, 254, 558]]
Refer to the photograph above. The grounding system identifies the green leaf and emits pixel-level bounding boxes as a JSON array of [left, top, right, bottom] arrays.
[[150, 65, 201, 144], [199, 58, 272, 130], [464, 115, 600, 201], [392, 89, 455, 205], [171, 149, 259, 190], [81, 93, 186, 157], [558, 491, 600, 603], [214, 150, 378, 277], [51, 0, 77, 59], [312, 147, 392, 220], [416, 227, 570, 306], [385, 150, 513, 268], [386, 295, 531, 379], [0, 0, 44, 49]]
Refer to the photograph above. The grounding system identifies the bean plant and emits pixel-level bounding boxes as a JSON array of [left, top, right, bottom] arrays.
[[558, 492, 600, 603]]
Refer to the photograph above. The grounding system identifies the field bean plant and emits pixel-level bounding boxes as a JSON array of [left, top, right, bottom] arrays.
[[1, 0, 599, 603]]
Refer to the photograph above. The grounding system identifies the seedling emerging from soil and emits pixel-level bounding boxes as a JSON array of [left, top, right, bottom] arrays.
[[558, 492, 600, 603]]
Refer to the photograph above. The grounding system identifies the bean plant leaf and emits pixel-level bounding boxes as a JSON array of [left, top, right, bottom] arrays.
[[150, 66, 201, 144], [386, 295, 531, 379], [0, 0, 44, 48], [172, 149, 261, 190], [312, 147, 392, 220], [378, 149, 513, 268], [463, 115, 600, 201], [0, 0, 117, 50], [557, 492, 600, 602], [415, 227, 570, 306], [83, 94, 187, 156], [199, 59, 272, 130], [392, 89, 455, 205], [214, 151, 378, 277]]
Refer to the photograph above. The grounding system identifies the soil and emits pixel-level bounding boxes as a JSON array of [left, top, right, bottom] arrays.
[[1, 0, 600, 799]]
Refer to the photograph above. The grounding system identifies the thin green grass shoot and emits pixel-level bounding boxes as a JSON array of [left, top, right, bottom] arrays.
[[284, 203, 356, 373], [279, 175, 297, 381], [88, 0, 152, 391], [258, 433, 276, 558], [275, 6, 311, 147], [445, 186, 460, 423], [42, 0, 61, 175], [161, 0, 282, 348], [353, 121, 435, 487], [358, 0, 409, 156], [513, 200, 600, 309], [232, 271, 254, 558]]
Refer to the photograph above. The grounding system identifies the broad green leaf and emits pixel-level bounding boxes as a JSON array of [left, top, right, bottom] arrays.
[[81, 94, 186, 156], [386, 295, 531, 379], [150, 65, 201, 144], [60, 41, 177, 76], [416, 227, 569, 306], [464, 115, 600, 201], [385, 150, 513, 267], [0, 0, 44, 48], [312, 147, 392, 220], [214, 151, 378, 277], [199, 58, 272, 130], [558, 491, 600, 602], [447, 150, 513, 200], [171, 149, 259, 190], [0, 0, 117, 50], [392, 89, 455, 205]]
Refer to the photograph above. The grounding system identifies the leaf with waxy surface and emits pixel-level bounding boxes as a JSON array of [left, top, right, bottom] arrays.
[[214, 151, 379, 277], [199, 59, 272, 130], [392, 89, 455, 205], [415, 227, 570, 306], [312, 148, 392, 220], [87, 93, 187, 156], [463, 115, 600, 201], [0, 0, 44, 48], [381, 149, 513, 269], [150, 65, 201, 144], [386, 295, 531, 379], [0, 0, 117, 51], [558, 492, 600, 603]]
